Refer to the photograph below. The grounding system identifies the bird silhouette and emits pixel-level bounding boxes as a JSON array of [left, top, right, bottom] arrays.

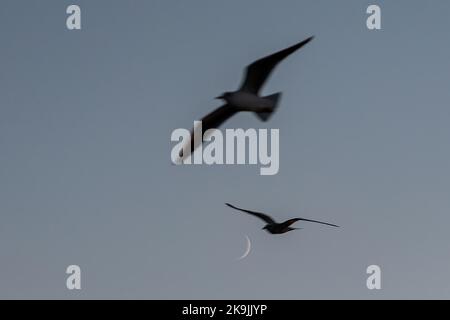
[[178, 36, 314, 161], [225, 203, 339, 234]]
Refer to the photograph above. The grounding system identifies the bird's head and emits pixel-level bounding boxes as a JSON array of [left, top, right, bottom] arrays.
[[215, 92, 231, 101]]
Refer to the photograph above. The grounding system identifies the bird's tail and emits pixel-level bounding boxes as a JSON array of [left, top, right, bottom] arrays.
[[255, 92, 282, 122]]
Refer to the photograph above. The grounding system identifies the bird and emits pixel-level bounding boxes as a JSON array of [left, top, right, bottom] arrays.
[[225, 203, 339, 234], [178, 36, 314, 160]]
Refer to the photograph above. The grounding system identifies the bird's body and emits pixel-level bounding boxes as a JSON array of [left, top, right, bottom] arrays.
[[263, 219, 302, 234], [220, 91, 274, 112], [225, 203, 339, 234], [178, 36, 314, 160]]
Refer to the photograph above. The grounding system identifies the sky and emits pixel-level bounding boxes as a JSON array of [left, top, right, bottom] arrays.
[[1, 0, 450, 299]]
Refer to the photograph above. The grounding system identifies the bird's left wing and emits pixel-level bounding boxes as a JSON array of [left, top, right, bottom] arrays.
[[239, 36, 314, 94], [283, 217, 339, 228]]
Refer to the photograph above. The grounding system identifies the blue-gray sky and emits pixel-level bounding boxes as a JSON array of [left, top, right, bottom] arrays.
[[1, 0, 450, 299]]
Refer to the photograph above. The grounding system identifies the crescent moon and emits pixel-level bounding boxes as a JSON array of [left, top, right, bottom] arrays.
[[237, 235, 252, 260]]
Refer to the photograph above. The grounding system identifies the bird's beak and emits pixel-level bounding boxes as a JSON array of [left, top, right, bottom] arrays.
[[215, 95, 224, 100]]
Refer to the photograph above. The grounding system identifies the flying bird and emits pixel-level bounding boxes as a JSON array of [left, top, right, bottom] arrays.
[[179, 36, 314, 160], [225, 203, 339, 234]]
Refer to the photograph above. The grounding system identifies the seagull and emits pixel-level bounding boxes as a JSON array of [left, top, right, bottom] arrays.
[[179, 36, 314, 160], [225, 203, 339, 234]]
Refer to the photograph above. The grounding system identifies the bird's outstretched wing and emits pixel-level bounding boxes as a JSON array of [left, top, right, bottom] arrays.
[[199, 104, 237, 133], [225, 203, 276, 225], [179, 104, 237, 160], [239, 36, 314, 94], [282, 217, 339, 228]]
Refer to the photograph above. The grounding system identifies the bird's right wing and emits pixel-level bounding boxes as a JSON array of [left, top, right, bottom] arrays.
[[179, 104, 237, 160], [225, 203, 276, 224], [199, 104, 237, 134], [239, 36, 314, 94]]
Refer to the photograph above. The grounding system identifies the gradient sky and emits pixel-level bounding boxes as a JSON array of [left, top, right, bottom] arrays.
[[1, 0, 450, 299]]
